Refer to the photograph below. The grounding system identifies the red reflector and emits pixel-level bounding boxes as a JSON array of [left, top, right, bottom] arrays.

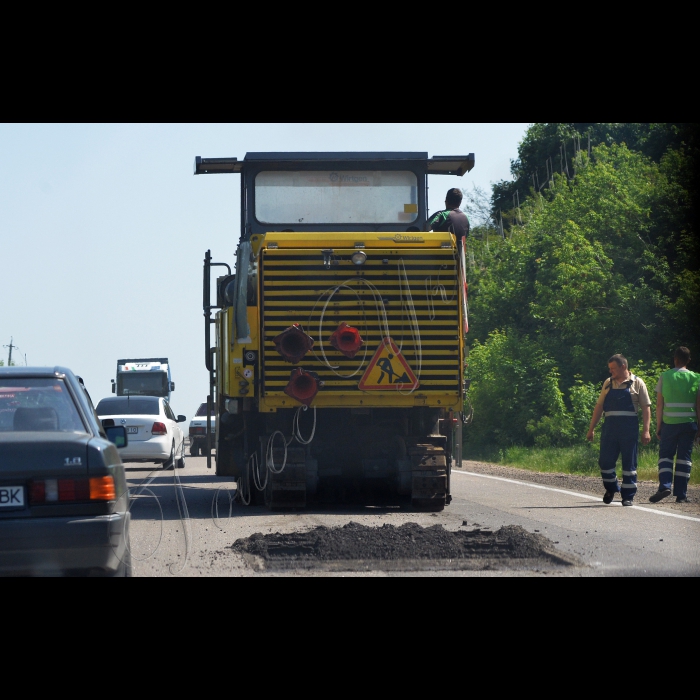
[[272, 324, 315, 364], [284, 368, 320, 407], [329, 322, 364, 358], [152, 421, 167, 435], [29, 480, 45, 504]]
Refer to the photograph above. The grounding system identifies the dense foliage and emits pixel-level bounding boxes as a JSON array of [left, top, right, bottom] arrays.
[[463, 123, 699, 450]]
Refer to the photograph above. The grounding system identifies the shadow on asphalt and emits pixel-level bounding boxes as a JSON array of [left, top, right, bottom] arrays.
[[125, 478, 416, 521]]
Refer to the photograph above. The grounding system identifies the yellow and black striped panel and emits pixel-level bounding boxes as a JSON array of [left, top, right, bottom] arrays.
[[260, 248, 462, 398]]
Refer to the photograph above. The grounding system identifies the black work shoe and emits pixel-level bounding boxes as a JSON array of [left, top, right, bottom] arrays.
[[676, 496, 688, 503], [603, 491, 616, 504], [649, 488, 672, 503], [622, 499, 633, 506]]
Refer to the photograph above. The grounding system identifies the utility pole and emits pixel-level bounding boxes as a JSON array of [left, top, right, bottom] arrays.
[[3, 336, 21, 367], [3, 337, 17, 366]]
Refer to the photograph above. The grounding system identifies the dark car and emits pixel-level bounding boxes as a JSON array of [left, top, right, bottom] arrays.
[[0, 366, 132, 577]]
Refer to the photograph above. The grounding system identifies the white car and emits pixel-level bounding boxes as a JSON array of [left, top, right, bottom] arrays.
[[95, 396, 186, 469], [188, 402, 216, 456]]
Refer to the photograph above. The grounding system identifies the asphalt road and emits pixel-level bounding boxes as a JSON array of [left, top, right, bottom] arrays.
[[123, 454, 700, 577]]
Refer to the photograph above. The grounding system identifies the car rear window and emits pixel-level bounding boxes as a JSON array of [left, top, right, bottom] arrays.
[[96, 397, 160, 416], [195, 403, 214, 417], [0, 377, 87, 432]]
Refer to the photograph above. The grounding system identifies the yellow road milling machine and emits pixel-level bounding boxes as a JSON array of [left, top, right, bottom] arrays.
[[196, 151, 474, 511]]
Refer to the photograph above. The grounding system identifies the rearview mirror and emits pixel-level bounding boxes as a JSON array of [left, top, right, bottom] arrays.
[[177, 415, 186, 423], [105, 425, 128, 448]]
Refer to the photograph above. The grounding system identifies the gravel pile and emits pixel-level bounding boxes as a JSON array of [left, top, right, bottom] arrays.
[[231, 521, 579, 572]]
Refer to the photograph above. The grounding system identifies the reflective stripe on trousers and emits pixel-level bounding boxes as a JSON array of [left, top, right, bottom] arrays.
[[658, 422, 697, 498]]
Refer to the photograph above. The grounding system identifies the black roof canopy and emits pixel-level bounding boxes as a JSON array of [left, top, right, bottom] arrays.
[[194, 152, 474, 176]]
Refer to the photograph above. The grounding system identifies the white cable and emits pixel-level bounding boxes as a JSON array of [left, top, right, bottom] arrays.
[[251, 450, 268, 491], [124, 484, 163, 562], [266, 430, 292, 475], [293, 405, 316, 444], [425, 249, 458, 320], [211, 485, 234, 530], [238, 456, 252, 505], [313, 283, 372, 377], [169, 459, 191, 575], [396, 258, 422, 393], [463, 393, 474, 425]]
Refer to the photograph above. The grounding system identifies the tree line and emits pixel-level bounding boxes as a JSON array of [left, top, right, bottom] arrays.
[[461, 123, 699, 449]]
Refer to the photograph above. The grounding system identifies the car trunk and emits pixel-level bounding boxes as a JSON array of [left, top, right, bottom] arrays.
[[107, 415, 157, 442], [0, 433, 92, 518]]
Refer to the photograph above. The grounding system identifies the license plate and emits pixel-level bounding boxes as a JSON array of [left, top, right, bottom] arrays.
[[127, 427, 138, 434], [0, 486, 25, 509]]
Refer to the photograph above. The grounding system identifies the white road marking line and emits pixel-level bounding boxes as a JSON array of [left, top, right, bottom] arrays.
[[452, 470, 700, 523]]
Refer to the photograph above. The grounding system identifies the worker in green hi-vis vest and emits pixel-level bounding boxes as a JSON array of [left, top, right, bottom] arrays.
[[649, 347, 700, 504]]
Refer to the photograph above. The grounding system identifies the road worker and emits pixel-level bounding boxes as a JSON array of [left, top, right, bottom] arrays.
[[649, 346, 700, 504], [586, 354, 652, 506], [425, 188, 470, 241]]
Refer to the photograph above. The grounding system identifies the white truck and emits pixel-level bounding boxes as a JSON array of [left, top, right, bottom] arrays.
[[111, 358, 175, 403]]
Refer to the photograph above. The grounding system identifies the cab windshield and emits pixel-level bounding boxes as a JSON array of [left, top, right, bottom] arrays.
[[255, 170, 418, 225], [0, 378, 87, 432], [117, 372, 168, 397]]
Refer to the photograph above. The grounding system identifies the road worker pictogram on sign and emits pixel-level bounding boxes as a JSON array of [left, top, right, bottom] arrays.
[[358, 337, 419, 391]]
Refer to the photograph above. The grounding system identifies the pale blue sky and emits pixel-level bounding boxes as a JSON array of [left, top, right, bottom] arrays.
[[0, 123, 530, 418]]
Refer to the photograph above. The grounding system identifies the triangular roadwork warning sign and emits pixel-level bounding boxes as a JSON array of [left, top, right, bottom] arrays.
[[358, 337, 419, 391]]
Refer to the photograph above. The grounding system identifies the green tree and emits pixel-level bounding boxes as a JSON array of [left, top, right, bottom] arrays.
[[465, 329, 573, 448]]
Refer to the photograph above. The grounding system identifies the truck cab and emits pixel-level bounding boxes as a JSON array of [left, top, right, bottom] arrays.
[[112, 358, 175, 403]]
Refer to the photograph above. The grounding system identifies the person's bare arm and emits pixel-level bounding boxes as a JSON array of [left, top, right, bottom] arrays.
[[656, 392, 664, 439], [587, 403, 605, 441], [641, 405, 651, 445]]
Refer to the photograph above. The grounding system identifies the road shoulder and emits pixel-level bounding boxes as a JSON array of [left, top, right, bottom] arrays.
[[459, 460, 700, 517]]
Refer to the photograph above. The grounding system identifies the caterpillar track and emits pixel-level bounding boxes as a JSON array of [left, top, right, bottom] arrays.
[[249, 440, 449, 511], [407, 441, 449, 512], [264, 446, 308, 509]]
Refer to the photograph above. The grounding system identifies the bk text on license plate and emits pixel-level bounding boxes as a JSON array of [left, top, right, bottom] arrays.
[[0, 486, 24, 508]]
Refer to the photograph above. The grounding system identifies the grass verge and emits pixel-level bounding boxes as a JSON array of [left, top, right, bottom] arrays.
[[463, 443, 700, 486]]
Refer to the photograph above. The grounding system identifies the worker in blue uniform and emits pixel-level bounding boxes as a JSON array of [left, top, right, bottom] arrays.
[[649, 346, 700, 504], [587, 354, 652, 506]]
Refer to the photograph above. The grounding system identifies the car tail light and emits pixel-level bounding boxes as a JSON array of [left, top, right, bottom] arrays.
[[59, 478, 90, 501], [30, 480, 45, 503], [29, 476, 116, 503], [189, 427, 206, 436], [89, 476, 116, 501], [152, 421, 167, 435]]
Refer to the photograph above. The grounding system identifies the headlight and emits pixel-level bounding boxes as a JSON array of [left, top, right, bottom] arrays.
[[351, 251, 367, 266]]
